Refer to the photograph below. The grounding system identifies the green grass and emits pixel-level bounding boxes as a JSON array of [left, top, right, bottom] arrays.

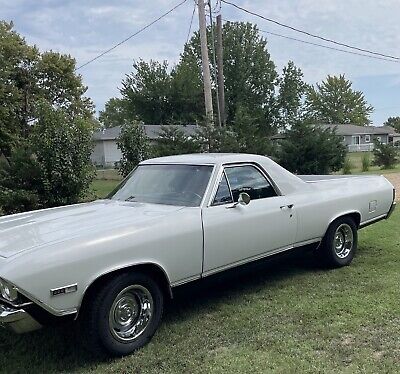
[[90, 179, 120, 199], [1, 208, 399, 373], [344, 152, 400, 175]]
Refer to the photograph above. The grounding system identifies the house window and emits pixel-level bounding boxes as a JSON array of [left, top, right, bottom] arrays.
[[352, 136, 360, 145], [365, 134, 371, 143]]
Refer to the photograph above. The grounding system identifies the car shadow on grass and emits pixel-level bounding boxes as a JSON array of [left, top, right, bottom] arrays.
[[0, 246, 324, 373]]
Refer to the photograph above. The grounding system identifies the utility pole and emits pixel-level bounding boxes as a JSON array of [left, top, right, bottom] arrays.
[[197, 0, 214, 123], [216, 15, 226, 126]]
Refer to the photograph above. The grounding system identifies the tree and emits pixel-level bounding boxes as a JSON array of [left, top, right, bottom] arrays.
[[153, 126, 200, 157], [117, 122, 150, 177], [276, 61, 306, 129], [383, 116, 400, 133], [181, 21, 278, 128], [305, 75, 373, 125], [0, 22, 95, 214], [99, 98, 130, 128], [0, 102, 95, 214], [120, 60, 172, 125], [278, 122, 347, 174], [373, 140, 399, 169]]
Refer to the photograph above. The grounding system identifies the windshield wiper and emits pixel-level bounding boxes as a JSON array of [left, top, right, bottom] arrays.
[[125, 196, 136, 202]]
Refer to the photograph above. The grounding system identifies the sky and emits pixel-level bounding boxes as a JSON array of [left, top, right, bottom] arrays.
[[2, 0, 400, 125]]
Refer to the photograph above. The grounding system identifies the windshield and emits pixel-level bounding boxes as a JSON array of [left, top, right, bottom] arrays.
[[109, 164, 213, 207]]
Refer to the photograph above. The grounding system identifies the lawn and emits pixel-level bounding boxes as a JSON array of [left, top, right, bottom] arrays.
[[345, 152, 400, 175], [0, 208, 399, 372]]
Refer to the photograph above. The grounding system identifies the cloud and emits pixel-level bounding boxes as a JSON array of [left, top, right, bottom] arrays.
[[2, 0, 400, 124]]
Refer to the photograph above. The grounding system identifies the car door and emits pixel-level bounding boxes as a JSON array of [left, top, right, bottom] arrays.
[[202, 164, 297, 275]]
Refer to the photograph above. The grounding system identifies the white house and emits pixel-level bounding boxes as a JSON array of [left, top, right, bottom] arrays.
[[317, 124, 400, 152], [91, 125, 198, 167]]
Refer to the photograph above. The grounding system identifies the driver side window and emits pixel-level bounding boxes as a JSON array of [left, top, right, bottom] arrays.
[[225, 165, 277, 202]]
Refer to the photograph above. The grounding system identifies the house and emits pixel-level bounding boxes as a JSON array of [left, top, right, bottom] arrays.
[[317, 124, 400, 152], [91, 125, 198, 167]]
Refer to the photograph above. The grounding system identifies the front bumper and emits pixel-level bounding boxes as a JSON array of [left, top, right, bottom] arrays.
[[0, 304, 42, 334]]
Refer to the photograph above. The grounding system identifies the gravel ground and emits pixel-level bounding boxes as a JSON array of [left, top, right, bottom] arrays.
[[383, 173, 400, 201]]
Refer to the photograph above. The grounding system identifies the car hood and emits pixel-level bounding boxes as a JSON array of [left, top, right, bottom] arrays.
[[0, 200, 185, 258]]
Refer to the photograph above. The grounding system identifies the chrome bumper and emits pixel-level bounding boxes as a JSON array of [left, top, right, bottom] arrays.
[[386, 201, 396, 219], [0, 304, 42, 334]]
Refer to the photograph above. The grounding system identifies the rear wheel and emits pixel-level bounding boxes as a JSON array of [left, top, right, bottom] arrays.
[[83, 272, 163, 357], [318, 217, 358, 268]]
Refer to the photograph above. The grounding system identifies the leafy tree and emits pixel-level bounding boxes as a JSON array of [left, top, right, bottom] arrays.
[[383, 116, 400, 133], [0, 102, 95, 214], [278, 122, 347, 174], [0, 21, 38, 156], [276, 61, 306, 129], [99, 98, 130, 128], [181, 21, 278, 128], [232, 106, 275, 155], [0, 22, 95, 213], [194, 123, 241, 153], [373, 140, 399, 169], [153, 126, 200, 157], [120, 60, 172, 125], [305, 75, 373, 125], [117, 122, 150, 177]]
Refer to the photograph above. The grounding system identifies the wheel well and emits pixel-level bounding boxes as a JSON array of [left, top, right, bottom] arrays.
[[329, 212, 361, 230], [79, 264, 172, 315], [346, 212, 361, 228]]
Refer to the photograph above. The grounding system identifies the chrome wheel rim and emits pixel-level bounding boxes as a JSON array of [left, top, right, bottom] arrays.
[[109, 285, 153, 343], [334, 224, 354, 259]]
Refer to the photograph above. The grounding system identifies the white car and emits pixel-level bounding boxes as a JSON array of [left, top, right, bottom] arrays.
[[0, 153, 396, 356]]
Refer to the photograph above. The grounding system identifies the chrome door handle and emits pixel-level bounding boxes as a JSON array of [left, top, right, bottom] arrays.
[[280, 204, 294, 210]]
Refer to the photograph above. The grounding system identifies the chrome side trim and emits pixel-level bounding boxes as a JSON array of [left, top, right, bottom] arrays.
[[201, 238, 321, 278], [170, 275, 202, 288], [359, 213, 387, 228]]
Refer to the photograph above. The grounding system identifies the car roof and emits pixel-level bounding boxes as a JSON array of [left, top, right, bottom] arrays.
[[141, 153, 270, 166]]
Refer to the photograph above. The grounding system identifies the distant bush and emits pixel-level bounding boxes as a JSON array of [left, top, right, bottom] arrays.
[[0, 103, 95, 215], [342, 158, 353, 174], [361, 153, 371, 172], [373, 141, 399, 169], [117, 121, 150, 177], [278, 122, 347, 174]]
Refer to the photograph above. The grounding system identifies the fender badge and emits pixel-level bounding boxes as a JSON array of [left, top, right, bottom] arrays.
[[50, 284, 78, 297]]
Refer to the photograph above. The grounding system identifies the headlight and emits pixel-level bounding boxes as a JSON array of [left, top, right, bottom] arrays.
[[0, 278, 18, 302]]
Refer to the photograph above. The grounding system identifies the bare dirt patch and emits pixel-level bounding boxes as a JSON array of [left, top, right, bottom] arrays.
[[383, 173, 400, 201]]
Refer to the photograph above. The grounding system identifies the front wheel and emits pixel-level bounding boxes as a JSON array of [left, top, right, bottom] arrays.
[[318, 217, 358, 268], [83, 272, 164, 357]]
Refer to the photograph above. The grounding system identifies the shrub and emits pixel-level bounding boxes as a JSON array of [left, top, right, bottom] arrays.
[[153, 125, 200, 157], [373, 140, 399, 169], [361, 153, 371, 172], [278, 122, 347, 174], [117, 121, 150, 177], [0, 103, 95, 214], [342, 157, 353, 174]]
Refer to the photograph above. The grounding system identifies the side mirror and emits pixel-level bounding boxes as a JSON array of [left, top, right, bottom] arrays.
[[238, 192, 251, 206]]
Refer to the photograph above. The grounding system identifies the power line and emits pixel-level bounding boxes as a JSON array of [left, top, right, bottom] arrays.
[[220, 18, 400, 64], [221, 0, 400, 62], [186, 1, 197, 44], [76, 0, 188, 71]]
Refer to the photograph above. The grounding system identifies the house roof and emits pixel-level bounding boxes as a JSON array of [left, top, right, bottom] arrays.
[[93, 124, 199, 141], [316, 124, 399, 136]]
